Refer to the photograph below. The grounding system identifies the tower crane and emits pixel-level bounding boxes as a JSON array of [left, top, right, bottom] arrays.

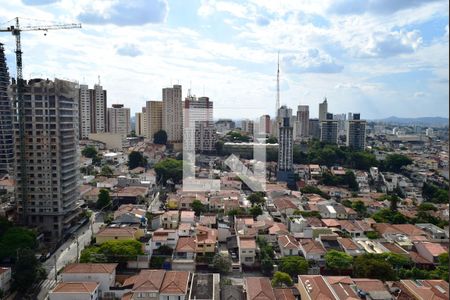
[[0, 17, 81, 225]]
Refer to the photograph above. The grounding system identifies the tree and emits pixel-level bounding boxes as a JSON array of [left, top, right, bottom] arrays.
[[82, 146, 97, 158], [191, 200, 206, 217], [13, 248, 46, 292], [325, 250, 353, 274], [271, 271, 293, 287], [372, 208, 409, 224], [300, 185, 331, 199], [266, 136, 277, 144], [366, 231, 379, 239], [0, 227, 37, 260], [389, 195, 400, 212], [215, 141, 224, 155], [154, 158, 183, 184], [418, 202, 437, 212], [383, 154, 412, 172], [249, 206, 263, 218], [247, 192, 265, 206], [100, 165, 114, 176], [153, 130, 168, 145], [156, 245, 173, 256], [261, 257, 274, 275], [80, 240, 144, 263], [344, 171, 359, 191], [352, 200, 367, 217], [212, 253, 232, 274], [128, 151, 147, 170], [353, 254, 397, 281], [96, 189, 111, 210], [279, 256, 308, 278]]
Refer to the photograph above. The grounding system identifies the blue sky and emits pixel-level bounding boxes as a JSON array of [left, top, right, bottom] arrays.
[[0, 0, 448, 120]]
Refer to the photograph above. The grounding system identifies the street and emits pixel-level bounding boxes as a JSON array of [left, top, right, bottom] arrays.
[[36, 213, 103, 300]]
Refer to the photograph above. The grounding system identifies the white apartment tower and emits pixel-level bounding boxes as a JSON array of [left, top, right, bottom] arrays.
[[346, 113, 366, 151], [12, 78, 81, 243], [184, 95, 216, 152], [78, 83, 107, 139], [107, 104, 131, 137], [162, 85, 183, 143]]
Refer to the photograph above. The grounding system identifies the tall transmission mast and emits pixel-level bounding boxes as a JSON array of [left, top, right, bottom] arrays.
[[276, 51, 280, 117], [0, 17, 81, 225]]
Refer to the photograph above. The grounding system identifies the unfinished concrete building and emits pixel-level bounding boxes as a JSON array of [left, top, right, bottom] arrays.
[[0, 43, 13, 175]]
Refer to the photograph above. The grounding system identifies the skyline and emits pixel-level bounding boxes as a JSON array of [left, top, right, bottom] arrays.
[[0, 0, 448, 119]]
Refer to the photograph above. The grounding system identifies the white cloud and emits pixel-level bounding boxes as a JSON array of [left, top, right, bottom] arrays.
[[198, 0, 248, 18], [355, 30, 423, 58], [413, 91, 426, 98], [282, 49, 343, 74]]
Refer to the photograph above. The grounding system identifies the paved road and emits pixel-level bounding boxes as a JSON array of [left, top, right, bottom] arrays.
[[36, 213, 103, 300]]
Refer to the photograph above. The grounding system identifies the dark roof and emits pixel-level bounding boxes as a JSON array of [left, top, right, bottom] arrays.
[[221, 285, 244, 300]]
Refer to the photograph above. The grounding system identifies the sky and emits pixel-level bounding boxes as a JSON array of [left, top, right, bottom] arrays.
[[0, 0, 448, 120]]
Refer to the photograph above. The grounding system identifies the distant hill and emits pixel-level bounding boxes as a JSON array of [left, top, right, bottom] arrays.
[[374, 116, 449, 126]]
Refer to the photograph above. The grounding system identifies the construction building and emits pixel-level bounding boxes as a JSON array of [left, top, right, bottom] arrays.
[[0, 43, 13, 175]]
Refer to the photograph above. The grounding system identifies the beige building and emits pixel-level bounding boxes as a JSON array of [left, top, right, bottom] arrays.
[[78, 83, 107, 139], [88, 133, 125, 150], [162, 85, 183, 143], [145, 100, 163, 140], [107, 104, 131, 137], [135, 111, 145, 137]]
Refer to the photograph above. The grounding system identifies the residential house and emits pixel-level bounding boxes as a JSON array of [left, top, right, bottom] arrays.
[[122, 270, 191, 300], [278, 235, 300, 256], [178, 223, 192, 237], [414, 242, 447, 264], [49, 282, 100, 300], [188, 273, 220, 300], [95, 227, 142, 244], [299, 239, 326, 262], [238, 236, 256, 266], [195, 226, 218, 255], [161, 211, 179, 230], [199, 214, 217, 229], [273, 197, 299, 216], [352, 278, 393, 300], [244, 277, 275, 300], [338, 238, 365, 256], [172, 237, 197, 272], [60, 263, 117, 298], [396, 279, 448, 300], [149, 229, 179, 253], [180, 211, 196, 225]]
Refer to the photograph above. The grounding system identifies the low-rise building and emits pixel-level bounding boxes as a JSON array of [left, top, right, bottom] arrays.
[[278, 235, 300, 256], [49, 282, 100, 300]]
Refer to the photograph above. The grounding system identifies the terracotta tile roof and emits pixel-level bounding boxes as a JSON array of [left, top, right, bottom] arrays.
[[180, 211, 195, 219], [416, 242, 447, 256], [96, 227, 137, 238], [278, 235, 300, 249], [246, 277, 276, 300], [123, 269, 164, 292], [62, 263, 117, 274], [273, 288, 295, 300], [269, 222, 288, 235], [273, 198, 298, 211], [199, 215, 216, 225], [121, 292, 133, 300], [160, 271, 190, 295], [381, 242, 409, 255], [322, 219, 341, 228], [338, 238, 361, 251], [196, 226, 218, 244], [409, 251, 433, 264], [352, 278, 389, 293], [301, 239, 326, 255], [52, 282, 99, 293], [178, 223, 191, 231], [176, 237, 196, 252], [239, 237, 256, 249], [298, 275, 335, 300], [400, 280, 449, 300], [325, 276, 359, 300], [306, 217, 323, 227]]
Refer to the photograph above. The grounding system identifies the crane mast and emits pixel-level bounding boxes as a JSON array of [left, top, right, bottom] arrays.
[[0, 17, 81, 225]]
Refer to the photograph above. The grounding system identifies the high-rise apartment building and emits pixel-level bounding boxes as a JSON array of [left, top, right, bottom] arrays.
[[319, 97, 328, 121], [78, 83, 107, 139], [145, 100, 163, 140], [346, 113, 366, 150], [259, 115, 271, 135], [334, 113, 347, 137], [309, 119, 321, 140], [11, 78, 81, 242], [320, 113, 338, 144], [107, 104, 131, 137], [162, 85, 183, 143], [241, 119, 254, 135], [296, 105, 309, 140], [184, 95, 216, 152], [135, 111, 145, 136], [0, 43, 13, 175], [277, 112, 294, 183]]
